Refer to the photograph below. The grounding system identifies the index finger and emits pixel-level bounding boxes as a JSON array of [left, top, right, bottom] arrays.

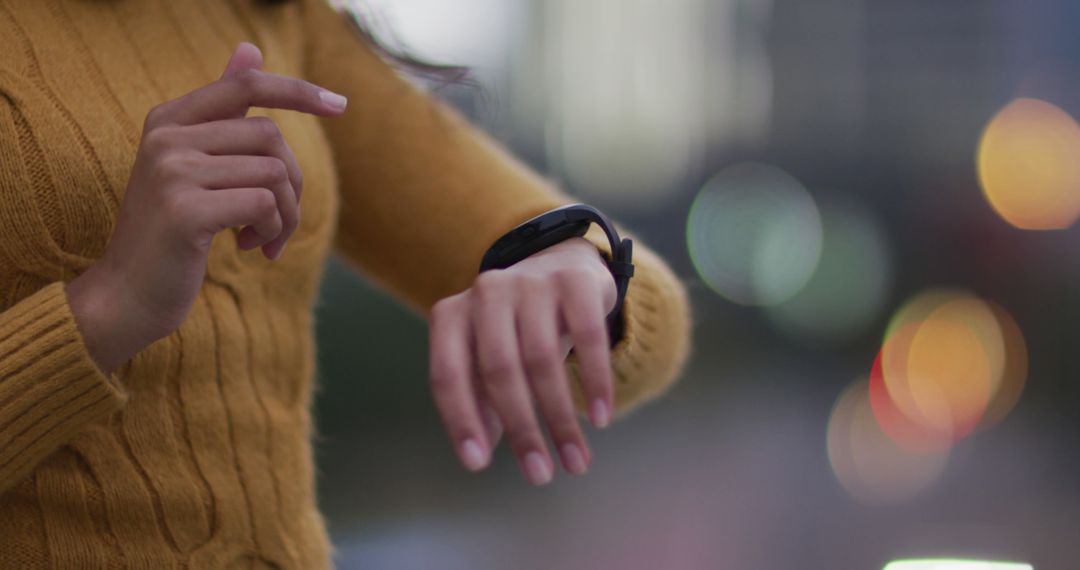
[[148, 69, 347, 128]]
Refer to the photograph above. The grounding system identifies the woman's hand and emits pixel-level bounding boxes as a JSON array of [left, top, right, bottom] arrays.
[[65, 43, 347, 374], [428, 236, 618, 485]]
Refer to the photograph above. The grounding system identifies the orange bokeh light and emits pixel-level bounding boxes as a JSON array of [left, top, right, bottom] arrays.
[[979, 302, 1028, 429], [977, 97, 1080, 229], [869, 351, 951, 452], [873, 292, 1028, 448], [905, 305, 995, 439], [880, 321, 928, 431]]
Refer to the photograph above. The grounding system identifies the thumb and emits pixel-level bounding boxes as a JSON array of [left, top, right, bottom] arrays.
[[221, 42, 263, 78]]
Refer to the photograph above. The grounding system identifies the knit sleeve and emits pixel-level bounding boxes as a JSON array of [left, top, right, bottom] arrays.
[[299, 0, 692, 418], [0, 282, 128, 494]]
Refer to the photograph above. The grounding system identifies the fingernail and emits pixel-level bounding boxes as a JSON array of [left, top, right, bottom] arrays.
[[271, 242, 285, 260], [460, 438, 486, 472], [523, 451, 552, 485], [590, 399, 610, 429], [560, 443, 588, 475], [319, 90, 348, 111]]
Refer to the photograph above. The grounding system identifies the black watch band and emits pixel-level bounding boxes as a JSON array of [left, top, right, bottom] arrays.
[[478, 203, 634, 347]]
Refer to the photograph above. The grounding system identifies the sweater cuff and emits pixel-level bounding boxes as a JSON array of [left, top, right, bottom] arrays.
[[0, 282, 127, 490], [566, 226, 693, 420]]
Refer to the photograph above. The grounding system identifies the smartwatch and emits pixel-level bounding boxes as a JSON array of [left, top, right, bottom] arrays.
[[478, 203, 634, 346]]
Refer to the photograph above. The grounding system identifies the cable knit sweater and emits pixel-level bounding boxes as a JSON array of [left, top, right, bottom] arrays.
[[0, 0, 692, 567]]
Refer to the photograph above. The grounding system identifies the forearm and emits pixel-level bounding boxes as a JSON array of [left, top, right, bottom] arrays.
[[302, 0, 575, 311], [300, 0, 694, 418]]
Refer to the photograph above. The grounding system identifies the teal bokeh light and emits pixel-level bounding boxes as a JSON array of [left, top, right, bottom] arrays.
[[766, 201, 892, 345], [686, 162, 822, 306]]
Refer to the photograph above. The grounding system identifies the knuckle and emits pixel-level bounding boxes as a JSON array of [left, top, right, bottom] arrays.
[[232, 68, 260, 90], [163, 195, 202, 241], [517, 273, 548, 293], [429, 300, 448, 324], [154, 152, 197, 181], [521, 342, 560, 374], [279, 192, 299, 219], [141, 125, 176, 152], [252, 189, 279, 217], [479, 353, 517, 383], [428, 367, 459, 395], [143, 103, 169, 130], [572, 319, 608, 346], [553, 266, 592, 288], [474, 270, 510, 297], [261, 158, 289, 182], [429, 296, 458, 324], [267, 215, 284, 238], [161, 192, 190, 221], [250, 116, 282, 140]]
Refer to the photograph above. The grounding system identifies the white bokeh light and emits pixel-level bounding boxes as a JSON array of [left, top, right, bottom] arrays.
[[343, 0, 523, 74], [687, 162, 823, 306]]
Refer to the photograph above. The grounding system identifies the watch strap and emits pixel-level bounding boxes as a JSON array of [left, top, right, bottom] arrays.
[[478, 204, 634, 347]]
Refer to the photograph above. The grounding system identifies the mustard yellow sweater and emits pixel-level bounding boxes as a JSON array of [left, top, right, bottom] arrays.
[[0, 0, 692, 567]]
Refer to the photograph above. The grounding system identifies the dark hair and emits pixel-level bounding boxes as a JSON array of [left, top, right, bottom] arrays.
[[260, 0, 473, 88]]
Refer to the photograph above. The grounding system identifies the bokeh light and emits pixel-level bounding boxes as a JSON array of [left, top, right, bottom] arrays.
[[687, 162, 823, 306], [827, 380, 950, 505], [875, 291, 1027, 449], [346, 0, 521, 74], [904, 298, 1001, 438], [978, 302, 1028, 430], [883, 561, 1032, 570], [830, 292, 1028, 505], [545, 0, 708, 206], [977, 97, 1080, 229], [869, 351, 951, 452], [766, 201, 892, 344], [880, 320, 943, 442], [883, 289, 967, 341]]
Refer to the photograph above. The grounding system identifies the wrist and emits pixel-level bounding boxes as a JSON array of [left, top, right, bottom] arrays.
[[480, 204, 634, 347], [65, 259, 156, 375]]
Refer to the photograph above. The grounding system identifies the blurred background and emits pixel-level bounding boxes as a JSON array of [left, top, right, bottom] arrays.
[[312, 1, 1080, 568]]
